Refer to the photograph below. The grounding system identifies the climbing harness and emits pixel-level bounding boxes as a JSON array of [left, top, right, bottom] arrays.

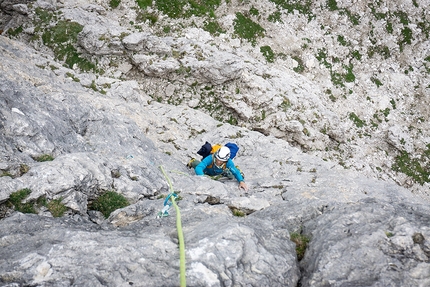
[[158, 165, 186, 287]]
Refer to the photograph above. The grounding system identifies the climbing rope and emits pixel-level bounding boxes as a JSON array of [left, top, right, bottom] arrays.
[[158, 165, 186, 287]]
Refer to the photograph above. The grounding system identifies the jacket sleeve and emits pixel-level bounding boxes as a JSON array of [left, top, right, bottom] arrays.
[[226, 160, 244, 182], [195, 155, 213, 176]]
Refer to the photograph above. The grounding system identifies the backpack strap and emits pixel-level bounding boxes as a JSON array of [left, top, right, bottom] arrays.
[[207, 156, 226, 170]]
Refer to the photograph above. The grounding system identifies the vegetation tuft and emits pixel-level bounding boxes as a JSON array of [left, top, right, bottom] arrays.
[[349, 112, 366, 128], [110, 0, 121, 8], [136, 0, 152, 9], [269, 0, 314, 21], [260, 45, 275, 63], [8, 188, 36, 214], [233, 12, 265, 46], [47, 198, 68, 217], [229, 207, 245, 217], [155, 0, 220, 19], [290, 232, 310, 261], [392, 144, 430, 185], [203, 20, 225, 36], [31, 9, 97, 72], [33, 154, 55, 162], [89, 191, 130, 218]]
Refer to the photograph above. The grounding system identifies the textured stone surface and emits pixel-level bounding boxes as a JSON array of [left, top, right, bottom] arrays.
[[1, 1, 430, 286]]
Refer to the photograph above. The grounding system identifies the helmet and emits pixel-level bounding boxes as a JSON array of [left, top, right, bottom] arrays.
[[215, 146, 230, 161]]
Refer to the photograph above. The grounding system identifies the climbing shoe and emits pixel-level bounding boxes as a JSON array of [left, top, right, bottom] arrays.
[[187, 158, 196, 169]]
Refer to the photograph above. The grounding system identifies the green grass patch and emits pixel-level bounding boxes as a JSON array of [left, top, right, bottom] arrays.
[[89, 191, 130, 218], [315, 48, 332, 69], [342, 9, 360, 25], [249, 6, 259, 16], [33, 154, 55, 162], [260, 45, 275, 63], [349, 112, 366, 128], [136, 0, 152, 9], [7, 190, 68, 217], [110, 0, 121, 8], [371, 77, 383, 87], [367, 45, 391, 59], [292, 55, 305, 73], [47, 198, 67, 217], [1, 172, 13, 178], [351, 50, 362, 60], [344, 64, 355, 82], [203, 20, 225, 36], [8, 188, 37, 214], [268, 11, 283, 23], [233, 12, 265, 46], [398, 27, 413, 52], [39, 18, 97, 72], [392, 145, 430, 185], [327, 0, 338, 11], [269, 0, 314, 21], [136, 11, 158, 25], [229, 207, 245, 217], [7, 25, 23, 37], [155, 0, 221, 19], [34, 7, 54, 25], [290, 232, 310, 261], [337, 35, 349, 46]]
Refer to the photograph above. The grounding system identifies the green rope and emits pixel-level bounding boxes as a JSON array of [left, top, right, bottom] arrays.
[[159, 166, 186, 287]]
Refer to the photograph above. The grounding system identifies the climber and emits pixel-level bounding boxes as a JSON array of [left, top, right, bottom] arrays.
[[188, 146, 248, 191]]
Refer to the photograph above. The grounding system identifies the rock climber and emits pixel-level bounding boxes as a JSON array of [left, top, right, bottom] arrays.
[[188, 146, 248, 191]]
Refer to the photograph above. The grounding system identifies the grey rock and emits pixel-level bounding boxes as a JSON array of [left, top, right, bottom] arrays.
[[1, 1, 430, 286]]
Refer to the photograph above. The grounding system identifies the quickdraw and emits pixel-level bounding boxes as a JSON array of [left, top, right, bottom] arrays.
[[158, 165, 186, 287]]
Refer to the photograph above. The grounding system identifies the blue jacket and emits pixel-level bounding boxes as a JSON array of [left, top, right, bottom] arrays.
[[195, 155, 244, 182]]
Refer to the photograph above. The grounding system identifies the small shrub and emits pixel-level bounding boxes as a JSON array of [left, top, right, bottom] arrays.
[[385, 231, 394, 237], [90, 191, 129, 218], [290, 232, 310, 261]]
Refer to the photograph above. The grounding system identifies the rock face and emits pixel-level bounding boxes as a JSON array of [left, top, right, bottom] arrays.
[[1, 1, 430, 286], [1, 0, 428, 196]]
